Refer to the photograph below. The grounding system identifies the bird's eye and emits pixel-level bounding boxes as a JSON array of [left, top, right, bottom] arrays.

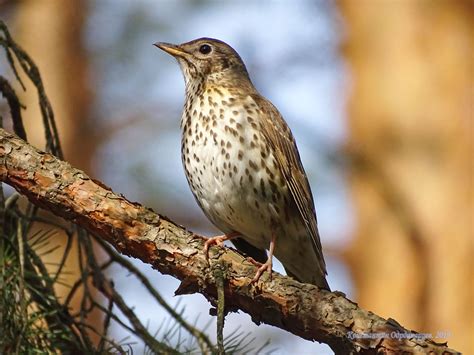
[[199, 44, 212, 55]]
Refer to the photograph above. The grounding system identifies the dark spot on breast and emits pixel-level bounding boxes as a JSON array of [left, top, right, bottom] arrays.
[[260, 178, 266, 197], [249, 160, 258, 171], [266, 167, 274, 179], [269, 180, 278, 193]]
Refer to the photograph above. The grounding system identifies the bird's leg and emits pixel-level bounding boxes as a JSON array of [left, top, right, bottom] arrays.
[[251, 233, 276, 284], [204, 231, 240, 260]]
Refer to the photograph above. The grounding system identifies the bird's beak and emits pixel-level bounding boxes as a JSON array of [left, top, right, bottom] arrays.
[[154, 42, 188, 58]]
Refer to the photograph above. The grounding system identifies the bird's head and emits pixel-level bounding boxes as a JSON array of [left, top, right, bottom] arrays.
[[155, 38, 250, 87]]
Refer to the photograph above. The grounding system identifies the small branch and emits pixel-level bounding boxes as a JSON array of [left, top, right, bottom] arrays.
[[92, 235, 215, 354], [213, 262, 226, 355], [0, 76, 27, 141], [0, 128, 459, 354]]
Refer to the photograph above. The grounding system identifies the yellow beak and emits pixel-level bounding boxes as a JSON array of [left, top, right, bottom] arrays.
[[154, 42, 188, 58]]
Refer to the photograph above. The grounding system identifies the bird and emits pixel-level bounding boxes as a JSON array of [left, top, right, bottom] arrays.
[[155, 38, 330, 290]]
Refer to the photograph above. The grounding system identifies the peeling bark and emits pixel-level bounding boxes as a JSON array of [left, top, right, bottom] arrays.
[[0, 128, 459, 354]]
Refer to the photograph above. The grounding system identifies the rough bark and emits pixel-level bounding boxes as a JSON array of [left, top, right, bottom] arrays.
[[0, 128, 459, 354]]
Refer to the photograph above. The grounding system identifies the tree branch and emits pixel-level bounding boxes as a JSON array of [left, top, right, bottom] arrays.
[[0, 128, 459, 354]]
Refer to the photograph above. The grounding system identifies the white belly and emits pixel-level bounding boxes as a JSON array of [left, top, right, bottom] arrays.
[[181, 91, 286, 249]]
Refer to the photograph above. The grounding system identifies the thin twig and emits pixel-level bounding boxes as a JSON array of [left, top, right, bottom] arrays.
[[0, 76, 26, 141], [81, 231, 180, 354], [93, 234, 216, 354]]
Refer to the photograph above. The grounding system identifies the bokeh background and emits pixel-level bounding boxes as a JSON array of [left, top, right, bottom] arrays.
[[1, 0, 472, 353]]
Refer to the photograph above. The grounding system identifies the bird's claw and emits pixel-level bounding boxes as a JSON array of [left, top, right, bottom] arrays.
[[203, 235, 226, 260], [250, 259, 273, 284], [246, 256, 262, 267], [203, 232, 239, 261]]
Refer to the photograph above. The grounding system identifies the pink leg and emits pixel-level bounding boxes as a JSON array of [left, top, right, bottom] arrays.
[[204, 231, 240, 260], [251, 233, 276, 284]]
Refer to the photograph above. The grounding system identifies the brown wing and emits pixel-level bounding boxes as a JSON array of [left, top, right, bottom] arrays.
[[250, 94, 327, 277]]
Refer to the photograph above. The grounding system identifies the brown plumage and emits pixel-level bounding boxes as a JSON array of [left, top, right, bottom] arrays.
[[155, 38, 329, 289]]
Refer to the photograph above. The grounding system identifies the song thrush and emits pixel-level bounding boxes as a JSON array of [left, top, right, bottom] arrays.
[[155, 38, 330, 290]]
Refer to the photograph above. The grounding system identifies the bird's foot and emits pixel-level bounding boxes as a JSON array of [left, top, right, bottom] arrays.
[[250, 258, 273, 284], [204, 232, 239, 260], [246, 257, 263, 267], [250, 232, 276, 284]]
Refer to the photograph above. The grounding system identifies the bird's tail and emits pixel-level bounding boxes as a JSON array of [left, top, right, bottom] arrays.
[[284, 266, 330, 291]]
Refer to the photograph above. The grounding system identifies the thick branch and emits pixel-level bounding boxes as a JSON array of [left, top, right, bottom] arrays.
[[0, 128, 458, 354]]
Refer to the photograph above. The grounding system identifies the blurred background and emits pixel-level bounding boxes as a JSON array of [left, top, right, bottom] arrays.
[[0, 0, 472, 353]]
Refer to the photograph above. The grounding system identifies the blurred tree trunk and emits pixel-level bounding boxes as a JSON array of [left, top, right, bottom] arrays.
[[338, 0, 473, 352], [14, 0, 95, 172], [12, 0, 100, 341]]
